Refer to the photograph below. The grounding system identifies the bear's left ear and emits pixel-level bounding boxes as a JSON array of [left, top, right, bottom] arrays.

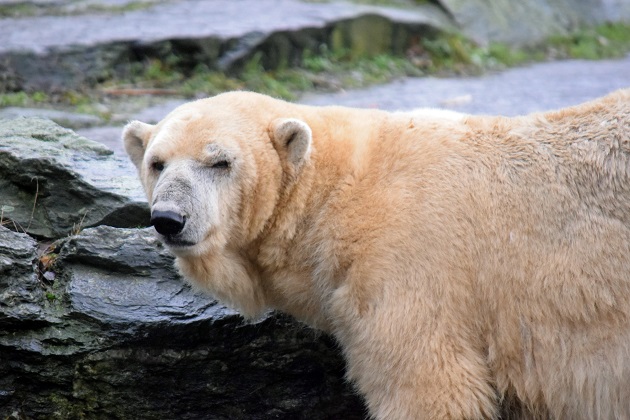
[[122, 120, 155, 170], [269, 118, 312, 170]]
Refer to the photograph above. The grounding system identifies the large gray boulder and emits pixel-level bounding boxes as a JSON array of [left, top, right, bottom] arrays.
[[0, 107, 104, 130], [0, 117, 149, 239], [438, 0, 626, 46], [0, 226, 366, 419]]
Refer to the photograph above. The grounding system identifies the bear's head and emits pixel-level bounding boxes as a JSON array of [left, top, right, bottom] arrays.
[[122, 92, 314, 316]]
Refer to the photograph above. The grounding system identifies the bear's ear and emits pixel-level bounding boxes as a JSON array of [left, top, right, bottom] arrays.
[[269, 118, 312, 169], [122, 120, 155, 170]]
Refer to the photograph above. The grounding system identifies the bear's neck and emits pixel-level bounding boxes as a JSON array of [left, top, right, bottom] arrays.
[[251, 107, 393, 329]]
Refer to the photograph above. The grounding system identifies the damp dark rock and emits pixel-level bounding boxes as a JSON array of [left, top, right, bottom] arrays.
[[0, 226, 366, 419], [0, 117, 149, 239]]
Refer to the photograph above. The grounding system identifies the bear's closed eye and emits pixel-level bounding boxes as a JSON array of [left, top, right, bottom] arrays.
[[212, 160, 230, 169], [151, 161, 165, 172]]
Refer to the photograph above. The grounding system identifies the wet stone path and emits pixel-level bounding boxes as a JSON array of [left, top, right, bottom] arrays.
[[301, 54, 630, 115]]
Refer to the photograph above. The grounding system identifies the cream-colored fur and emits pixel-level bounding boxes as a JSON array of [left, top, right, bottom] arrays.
[[123, 89, 630, 419]]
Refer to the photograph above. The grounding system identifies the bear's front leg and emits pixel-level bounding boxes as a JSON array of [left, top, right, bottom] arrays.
[[330, 284, 497, 419]]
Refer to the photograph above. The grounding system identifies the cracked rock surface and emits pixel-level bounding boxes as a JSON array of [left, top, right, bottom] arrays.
[[0, 117, 148, 238], [0, 226, 365, 419]]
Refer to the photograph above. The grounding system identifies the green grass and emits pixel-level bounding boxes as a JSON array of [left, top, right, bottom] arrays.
[[183, 49, 426, 100], [0, 3, 40, 18], [0, 91, 49, 107], [422, 22, 630, 72], [0, 1, 158, 18], [548, 23, 630, 59]]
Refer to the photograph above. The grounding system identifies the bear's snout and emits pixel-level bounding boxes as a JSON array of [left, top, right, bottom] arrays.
[[151, 210, 186, 236]]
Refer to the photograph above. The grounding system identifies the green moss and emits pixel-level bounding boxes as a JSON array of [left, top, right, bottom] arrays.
[[302, 48, 336, 72], [0, 91, 49, 107], [181, 70, 243, 97], [420, 22, 630, 74], [119, 57, 185, 88], [47, 393, 77, 419], [0, 1, 158, 18], [47, 390, 105, 420], [0, 90, 113, 121], [0, 3, 40, 17], [82, 1, 159, 15], [548, 22, 630, 60]]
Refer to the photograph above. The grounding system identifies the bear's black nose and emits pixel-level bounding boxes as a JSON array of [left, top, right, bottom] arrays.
[[151, 210, 186, 236]]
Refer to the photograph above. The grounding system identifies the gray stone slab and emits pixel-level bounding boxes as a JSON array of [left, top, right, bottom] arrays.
[[0, 0, 454, 92], [0, 107, 103, 129], [0, 117, 148, 238], [61, 226, 235, 326], [76, 125, 127, 156], [0, 0, 451, 55]]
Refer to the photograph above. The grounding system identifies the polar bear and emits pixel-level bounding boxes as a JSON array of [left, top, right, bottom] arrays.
[[123, 89, 630, 419]]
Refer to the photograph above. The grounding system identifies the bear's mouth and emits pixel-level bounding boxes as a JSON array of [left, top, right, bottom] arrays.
[[159, 234, 197, 249]]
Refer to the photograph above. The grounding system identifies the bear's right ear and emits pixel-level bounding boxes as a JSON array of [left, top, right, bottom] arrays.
[[268, 118, 312, 171], [122, 120, 155, 170]]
